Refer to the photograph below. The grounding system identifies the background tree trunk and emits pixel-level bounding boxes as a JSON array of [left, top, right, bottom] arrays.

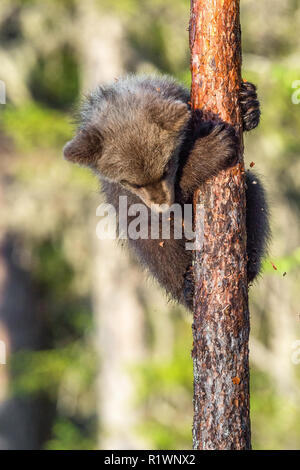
[[78, 1, 149, 449], [190, 0, 251, 450]]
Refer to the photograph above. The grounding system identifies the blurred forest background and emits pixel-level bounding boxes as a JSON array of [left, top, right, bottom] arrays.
[[0, 0, 299, 450]]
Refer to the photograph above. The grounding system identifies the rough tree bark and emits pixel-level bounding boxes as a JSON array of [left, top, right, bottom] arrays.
[[189, 0, 251, 450]]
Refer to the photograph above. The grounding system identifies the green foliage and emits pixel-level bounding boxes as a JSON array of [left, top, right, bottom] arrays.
[[11, 344, 96, 398], [139, 420, 190, 450], [251, 370, 300, 450], [133, 318, 193, 449], [135, 352, 192, 400], [262, 248, 300, 275], [45, 419, 95, 450], [1, 103, 72, 151], [32, 238, 74, 298], [29, 46, 80, 110]]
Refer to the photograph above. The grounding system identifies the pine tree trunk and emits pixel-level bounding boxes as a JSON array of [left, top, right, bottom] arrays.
[[190, 0, 251, 450]]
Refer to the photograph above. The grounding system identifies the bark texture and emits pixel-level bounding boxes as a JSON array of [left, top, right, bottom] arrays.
[[190, 0, 251, 450]]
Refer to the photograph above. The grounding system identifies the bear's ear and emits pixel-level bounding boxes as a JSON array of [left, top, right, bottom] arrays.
[[148, 98, 190, 133], [63, 127, 103, 166]]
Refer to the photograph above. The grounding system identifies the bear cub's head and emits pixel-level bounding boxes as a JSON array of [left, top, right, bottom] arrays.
[[64, 76, 190, 211]]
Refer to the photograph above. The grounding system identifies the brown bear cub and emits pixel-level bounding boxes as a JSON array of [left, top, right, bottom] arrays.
[[64, 75, 270, 309]]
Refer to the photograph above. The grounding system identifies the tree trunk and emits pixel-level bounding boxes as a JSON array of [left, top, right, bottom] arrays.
[[190, 0, 251, 450]]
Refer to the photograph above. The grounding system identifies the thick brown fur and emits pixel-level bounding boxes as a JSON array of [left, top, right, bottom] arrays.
[[64, 75, 270, 310]]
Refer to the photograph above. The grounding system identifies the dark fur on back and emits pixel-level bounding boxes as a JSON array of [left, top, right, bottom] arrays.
[[64, 75, 270, 310]]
